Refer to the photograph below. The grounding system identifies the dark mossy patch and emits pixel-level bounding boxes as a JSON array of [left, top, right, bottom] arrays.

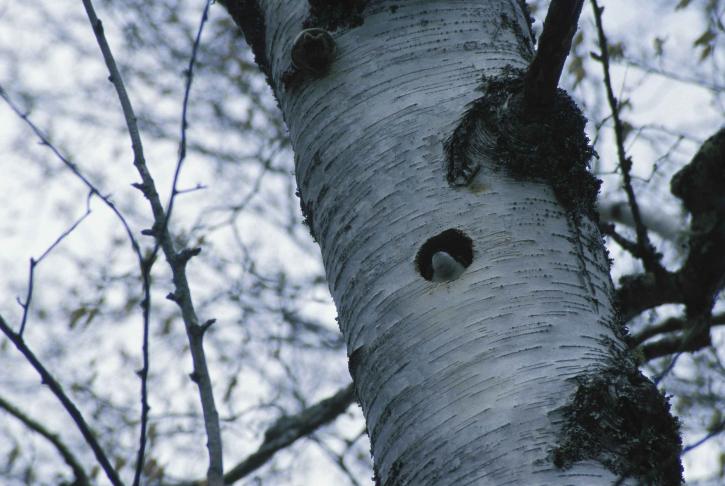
[[553, 365, 683, 485], [305, 0, 368, 31], [445, 70, 600, 219]]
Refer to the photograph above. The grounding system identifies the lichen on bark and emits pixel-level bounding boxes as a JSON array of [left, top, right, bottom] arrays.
[[445, 70, 600, 219], [553, 363, 683, 485]]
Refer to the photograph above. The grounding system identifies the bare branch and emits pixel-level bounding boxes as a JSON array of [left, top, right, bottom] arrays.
[[616, 127, 725, 332], [17, 200, 92, 335], [598, 199, 681, 243], [616, 271, 681, 323], [224, 384, 355, 484], [171, 384, 356, 485], [0, 393, 90, 486], [642, 329, 710, 363], [0, 84, 151, 486], [524, 0, 584, 108], [590, 0, 663, 274], [631, 313, 725, 348], [671, 128, 725, 316], [79, 1, 222, 483], [683, 418, 725, 454], [0, 315, 123, 486]]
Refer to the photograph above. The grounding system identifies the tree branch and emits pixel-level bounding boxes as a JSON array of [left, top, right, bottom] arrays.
[[615, 127, 725, 333], [0, 84, 152, 485], [524, 0, 584, 109], [0, 316, 122, 486], [80, 1, 223, 484], [683, 418, 725, 454], [16, 200, 92, 336], [598, 199, 681, 243], [590, 0, 662, 274], [0, 394, 90, 486], [176, 384, 356, 485], [616, 271, 681, 323], [640, 329, 710, 362], [223, 384, 356, 484], [671, 128, 725, 316], [630, 313, 725, 348]]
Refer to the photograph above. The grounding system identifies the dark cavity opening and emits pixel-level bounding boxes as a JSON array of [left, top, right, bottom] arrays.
[[415, 229, 473, 281]]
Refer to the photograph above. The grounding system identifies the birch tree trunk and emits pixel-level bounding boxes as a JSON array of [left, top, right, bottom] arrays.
[[223, 1, 683, 484]]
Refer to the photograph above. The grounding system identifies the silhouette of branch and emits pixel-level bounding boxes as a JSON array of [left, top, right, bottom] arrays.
[[590, 0, 662, 274], [524, 0, 584, 108], [15, 197, 92, 336], [683, 418, 725, 454], [0, 393, 90, 486], [631, 313, 725, 348], [1, 83, 149, 486], [175, 384, 356, 485], [0, 315, 123, 486], [80, 1, 222, 483], [223, 384, 356, 483]]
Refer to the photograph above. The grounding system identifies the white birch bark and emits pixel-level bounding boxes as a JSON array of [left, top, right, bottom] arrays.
[[260, 1, 627, 484]]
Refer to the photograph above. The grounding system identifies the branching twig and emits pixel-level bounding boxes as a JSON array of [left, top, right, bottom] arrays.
[[0, 393, 90, 486], [590, 0, 662, 274], [17, 196, 92, 335], [165, 0, 212, 237], [0, 315, 123, 486], [1, 83, 151, 486], [79, 1, 222, 483]]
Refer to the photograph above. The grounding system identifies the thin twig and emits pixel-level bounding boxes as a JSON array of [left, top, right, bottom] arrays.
[[683, 418, 725, 454], [79, 1, 223, 484], [0, 393, 90, 486], [164, 0, 212, 238], [309, 435, 363, 486], [652, 315, 710, 384], [0, 86, 143, 258], [599, 222, 641, 258], [0, 315, 123, 486], [1, 85, 154, 486], [590, 0, 661, 274], [17, 197, 92, 335]]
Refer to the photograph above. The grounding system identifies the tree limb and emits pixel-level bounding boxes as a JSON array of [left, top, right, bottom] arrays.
[[631, 312, 725, 348], [524, 0, 584, 108], [176, 384, 356, 485], [615, 127, 725, 332], [616, 271, 681, 323], [590, 0, 663, 274], [80, 1, 223, 483], [223, 384, 356, 484], [598, 199, 681, 243], [0, 316, 122, 486], [0, 394, 90, 486]]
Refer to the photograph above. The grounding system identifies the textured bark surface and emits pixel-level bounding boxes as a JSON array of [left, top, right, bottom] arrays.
[[222, 1, 682, 484]]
